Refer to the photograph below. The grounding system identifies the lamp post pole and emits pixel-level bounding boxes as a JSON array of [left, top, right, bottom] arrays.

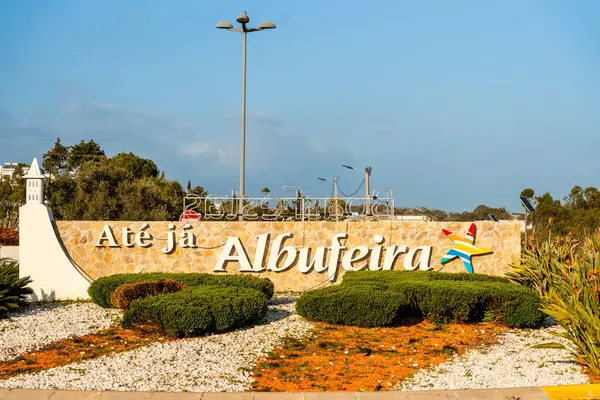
[[217, 12, 276, 221], [240, 30, 247, 221], [341, 164, 372, 218], [365, 167, 372, 217]]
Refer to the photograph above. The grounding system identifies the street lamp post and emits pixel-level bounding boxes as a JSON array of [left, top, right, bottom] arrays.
[[317, 176, 340, 221], [217, 12, 276, 221], [341, 164, 372, 216]]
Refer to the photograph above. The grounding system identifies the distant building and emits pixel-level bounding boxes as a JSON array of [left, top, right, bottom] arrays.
[[0, 162, 30, 181], [395, 215, 433, 222]]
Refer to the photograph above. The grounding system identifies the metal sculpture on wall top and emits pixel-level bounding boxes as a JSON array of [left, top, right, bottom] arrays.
[[440, 223, 493, 273], [180, 189, 395, 221]]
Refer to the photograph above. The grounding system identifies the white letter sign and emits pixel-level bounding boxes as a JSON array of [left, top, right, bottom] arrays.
[[95, 225, 119, 248], [403, 246, 433, 271], [214, 237, 254, 272]]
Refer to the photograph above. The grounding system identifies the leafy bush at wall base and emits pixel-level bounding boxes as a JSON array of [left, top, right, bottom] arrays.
[[0, 258, 33, 317], [89, 273, 274, 308], [110, 279, 186, 309], [122, 285, 268, 337], [296, 272, 545, 328]]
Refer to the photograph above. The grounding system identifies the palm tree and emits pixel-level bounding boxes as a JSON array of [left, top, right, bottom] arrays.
[[261, 187, 271, 197]]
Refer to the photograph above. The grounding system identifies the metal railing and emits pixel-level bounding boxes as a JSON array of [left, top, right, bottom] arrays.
[[182, 189, 395, 221]]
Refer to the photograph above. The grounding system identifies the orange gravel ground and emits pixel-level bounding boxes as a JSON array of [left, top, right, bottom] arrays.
[[2, 319, 597, 388], [252, 318, 508, 392], [0, 324, 171, 379]]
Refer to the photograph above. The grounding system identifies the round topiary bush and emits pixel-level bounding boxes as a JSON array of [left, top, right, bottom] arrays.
[[297, 271, 545, 328], [89, 272, 273, 337], [296, 285, 411, 327], [122, 285, 268, 337], [88, 272, 274, 308]]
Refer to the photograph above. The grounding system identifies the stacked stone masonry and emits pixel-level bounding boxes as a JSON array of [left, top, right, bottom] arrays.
[[55, 221, 521, 292]]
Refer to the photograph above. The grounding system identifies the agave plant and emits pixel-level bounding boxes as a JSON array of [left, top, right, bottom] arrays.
[[507, 238, 576, 297], [527, 236, 600, 375], [0, 257, 33, 316]]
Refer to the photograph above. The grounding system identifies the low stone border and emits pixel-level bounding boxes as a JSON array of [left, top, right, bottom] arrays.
[[2, 385, 600, 400]]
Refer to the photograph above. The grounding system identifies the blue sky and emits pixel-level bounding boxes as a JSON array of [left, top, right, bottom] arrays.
[[1, 0, 599, 212]]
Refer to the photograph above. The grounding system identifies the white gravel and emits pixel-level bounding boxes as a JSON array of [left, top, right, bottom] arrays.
[[398, 325, 590, 390], [0, 297, 314, 392], [1, 300, 591, 392], [0, 302, 121, 362]]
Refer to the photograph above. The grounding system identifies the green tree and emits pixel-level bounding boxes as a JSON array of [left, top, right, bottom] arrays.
[[530, 192, 565, 241], [472, 204, 513, 221], [45, 173, 77, 220], [261, 187, 271, 197], [188, 185, 207, 197], [294, 190, 302, 216], [421, 208, 448, 221], [0, 178, 14, 227], [6, 139, 198, 223], [48, 159, 185, 221], [584, 187, 600, 209], [0, 165, 27, 228], [565, 186, 585, 209], [67, 140, 106, 171], [71, 161, 129, 220], [520, 188, 535, 199], [108, 153, 159, 180], [42, 138, 69, 175], [115, 178, 183, 221]]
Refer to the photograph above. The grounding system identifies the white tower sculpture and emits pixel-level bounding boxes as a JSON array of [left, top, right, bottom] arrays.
[[20, 158, 91, 300], [24, 158, 45, 205]]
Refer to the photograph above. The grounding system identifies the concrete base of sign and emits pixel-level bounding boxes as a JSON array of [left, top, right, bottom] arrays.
[[3, 384, 600, 399], [19, 203, 92, 301]]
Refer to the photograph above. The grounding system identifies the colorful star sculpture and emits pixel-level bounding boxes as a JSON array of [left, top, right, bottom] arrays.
[[441, 223, 492, 274]]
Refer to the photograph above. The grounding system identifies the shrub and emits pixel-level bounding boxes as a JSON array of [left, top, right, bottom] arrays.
[[516, 235, 600, 375], [122, 285, 268, 337], [297, 271, 544, 328], [0, 258, 33, 317], [89, 273, 274, 308], [110, 279, 186, 310], [506, 238, 575, 297], [296, 286, 412, 327], [342, 270, 511, 286], [0, 228, 18, 246], [413, 280, 544, 327]]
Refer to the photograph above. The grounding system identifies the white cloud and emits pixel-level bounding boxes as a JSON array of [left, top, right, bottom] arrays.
[[0, 97, 359, 198], [180, 142, 215, 156]]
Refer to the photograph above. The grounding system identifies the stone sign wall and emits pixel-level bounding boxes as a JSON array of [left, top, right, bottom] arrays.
[[55, 221, 521, 292]]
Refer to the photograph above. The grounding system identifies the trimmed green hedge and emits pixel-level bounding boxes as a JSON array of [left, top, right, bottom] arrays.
[[122, 285, 268, 337], [341, 270, 512, 285], [88, 273, 274, 308], [296, 271, 545, 328]]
